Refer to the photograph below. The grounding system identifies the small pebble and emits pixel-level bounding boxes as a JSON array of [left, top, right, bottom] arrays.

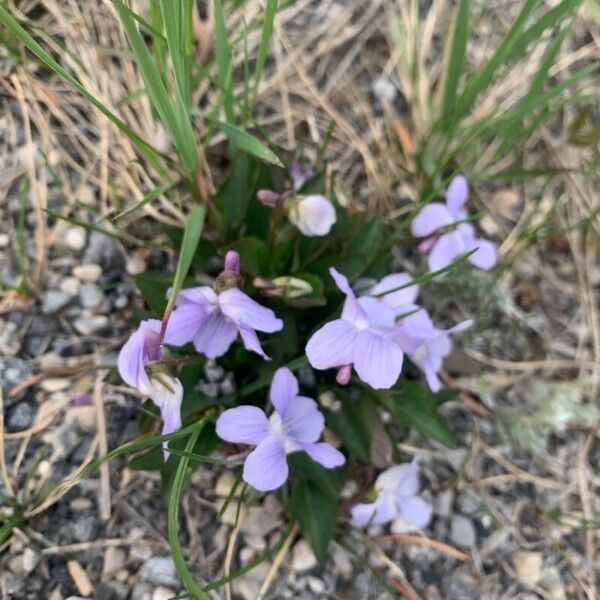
[[307, 577, 325, 595], [6, 402, 35, 432], [512, 551, 543, 586], [79, 284, 104, 309], [126, 255, 146, 276], [40, 378, 70, 393], [73, 315, 109, 335], [241, 506, 282, 538], [139, 557, 180, 588], [64, 227, 87, 251], [0, 233, 9, 248], [21, 548, 39, 574], [450, 515, 476, 548], [73, 263, 102, 282], [61, 276, 81, 295], [152, 587, 176, 600], [70, 497, 93, 511], [291, 540, 317, 572], [435, 489, 454, 518], [42, 290, 72, 314]]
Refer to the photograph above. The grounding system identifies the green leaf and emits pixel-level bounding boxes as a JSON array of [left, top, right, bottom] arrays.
[[214, 155, 252, 230], [289, 479, 337, 562], [324, 395, 372, 459], [228, 236, 269, 275], [390, 382, 457, 447], [288, 452, 347, 501], [165, 206, 206, 316], [210, 119, 284, 167]]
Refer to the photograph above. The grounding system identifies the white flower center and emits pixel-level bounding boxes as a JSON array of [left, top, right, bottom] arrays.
[[268, 412, 299, 454]]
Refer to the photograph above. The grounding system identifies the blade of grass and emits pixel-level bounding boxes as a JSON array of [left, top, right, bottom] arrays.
[[213, 0, 235, 123], [252, 0, 278, 105], [111, 181, 179, 221], [0, 5, 166, 176]]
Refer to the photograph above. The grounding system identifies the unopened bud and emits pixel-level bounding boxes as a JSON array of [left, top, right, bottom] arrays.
[[336, 365, 352, 385], [257, 189, 281, 206]]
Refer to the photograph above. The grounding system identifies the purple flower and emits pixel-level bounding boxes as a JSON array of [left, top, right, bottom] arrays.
[[216, 367, 345, 491], [164, 251, 283, 359], [411, 175, 497, 272], [396, 309, 471, 392], [350, 458, 432, 529], [118, 319, 182, 459], [286, 194, 336, 237], [362, 272, 420, 316], [305, 268, 404, 389]]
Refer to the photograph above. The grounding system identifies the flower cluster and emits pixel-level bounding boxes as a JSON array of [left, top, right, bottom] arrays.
[[117, 173, 495, 533]]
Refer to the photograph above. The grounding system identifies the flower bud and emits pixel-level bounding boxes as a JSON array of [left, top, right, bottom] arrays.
[[257, 189, 281, 206], [286, 194, 336, 237]]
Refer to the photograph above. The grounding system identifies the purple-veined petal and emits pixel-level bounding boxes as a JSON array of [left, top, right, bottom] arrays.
[[174, 286, 217, 306], [350, 492, 396, 528], [148, 375, 183, 460], [375, 465, 410, 493], [395, 460, 420, 497], [445, 175, 469, 218], [243, 435, 288, 491], [282, 396, 324, 443], [288, 194, 336, 236], [397, 496, 433, 528], [428, 230, 465, 272], [219, 288, 283, 333], [306, 319, 357, 370], [299, 442, 345, 468], [216, 405, 270, 445], [238, 325, 269, 359], [467, 238, 497, 270], [118, 320, 161, 394], [330, 267, 368, 328], [192, 311, 238, 358], [164, 302, 207, 346], [269, 367, 299, 418], [369, 272, 419, 311], [410, 203, 454, 237], [357, 296, 396, 328], [353, 331, 403, 389]]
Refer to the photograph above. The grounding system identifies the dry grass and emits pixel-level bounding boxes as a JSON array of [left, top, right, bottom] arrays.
[[0, 0, 599, 597]]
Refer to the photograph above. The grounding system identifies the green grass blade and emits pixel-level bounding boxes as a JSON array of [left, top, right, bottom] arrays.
[[112, 0, 199, 177], [213, 0, 235, 123], [440, 0, 469, 123], [252, 0, 278, 105], [111, 181, 178, 221], [0, 5, 164, 172], [163, 206, 206, 319], [168, 427, 212, 600], [209, 119, 283, 166]]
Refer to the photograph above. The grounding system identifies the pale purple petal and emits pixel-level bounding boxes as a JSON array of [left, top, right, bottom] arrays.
[[282, 396, 324, 443], [411, 203, 454, 237], [148, 375, 183, 460], [306, 319, 357, 370], [357, 296, 396, 328], [243, 435, 288, 491], [238, 325, 269, 359], [445, 175, 469, 218], [193, 312, 238, 358], [375, 465, 410, 493], [224, 250, 240, 272], [467, 238, 497, 270], [299, 442, 345, 468], [269, 367, 299, 417], [288, 194, 336, 236], [423, 360, 443, 392], [164, 302, 206, 346], [397, 496, 432, 528], [350, 492, 396, 528], [395, 460, 420, 497], [445, 319, 473, 335], [369, 273, 419, 310], [216, 406, 270, 445], [175, 286, 217, 306], [428, 230, 465, 272], [118, 319, 161, 394], [353, 331, 403, 389], [219, 288, 283, 333], [330, 267, 368, 328]]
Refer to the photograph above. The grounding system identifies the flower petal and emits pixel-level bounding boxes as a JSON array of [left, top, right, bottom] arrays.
[[269, 367, 299, 417], [219, 288, 283, 333], [306, 319, 357, 370], [428, 230, 465, 272], [445, 175, 469, 218], [164, 302, 206, 346], [282, 396, 324, 443], [467, 238, 497, 270], [288, 194, 336, 236], [397, 496, 433, 528], [357, 296, 396, 328], [174, 286, 218, 306], [299, 442, 345, 468], [238, 325, 269, 359], [395, 460, 420, 497], [375, 465, 410, 493], [369, 272, 419, 311], [192, 312, 238, 358], [350, 492, 396, 528], [243, 435, 289, 491], [118, 320, 161, 394], [216, 406, 270, 445], [410, 203, 454, 237], [149, 375, 183, 460], [330, 267, 368, 328], [353, 331, 403, 389]]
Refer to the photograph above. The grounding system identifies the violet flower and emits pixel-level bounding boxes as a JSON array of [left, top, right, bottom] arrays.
[[216, 367, 345, 491], [411, 175, 497, 272], [164, 251, 283, 359], [396, 309, 472, 392], [351, 458, 432, 529], [305, 268, 404, 389], [118, 319, 182, 459]]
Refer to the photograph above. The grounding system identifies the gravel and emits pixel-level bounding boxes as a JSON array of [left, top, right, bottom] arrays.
[[6, 401, 36, 432], [450, 515, 477, 549], [42, 289, 72, 314], [139, 557, 180, 588]]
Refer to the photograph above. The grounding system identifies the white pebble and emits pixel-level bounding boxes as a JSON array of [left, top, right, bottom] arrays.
[[64, 227, 87, 251], [73, 263, 102, 282]]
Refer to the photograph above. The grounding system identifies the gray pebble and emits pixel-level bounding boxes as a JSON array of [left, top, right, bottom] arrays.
[[435, 489, 455, 518], [6, 401, 35, 432], [42, 290, 72, 314], [139, 556, 180, 588], [84, 231, 124, 271], [450, 515, 476, 548], [441, 572, 476, 600], [79, 283, 104, 309], [73, 315, 109, 335], [68, 515, 99, 542], [458, 494, 479, 515]]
